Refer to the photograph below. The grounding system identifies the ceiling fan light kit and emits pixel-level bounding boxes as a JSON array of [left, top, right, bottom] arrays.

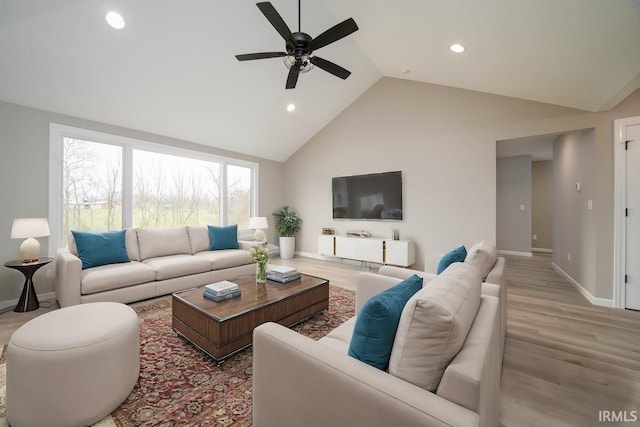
[[235, 1, 358, 89]]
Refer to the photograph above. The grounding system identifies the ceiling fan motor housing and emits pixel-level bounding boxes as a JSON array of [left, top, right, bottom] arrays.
[[288, 32, 313, 60]]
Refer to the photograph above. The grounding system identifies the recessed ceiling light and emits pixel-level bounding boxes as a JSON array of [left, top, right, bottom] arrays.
[[450, 43, 465, 53], [106, 11, 125, 29], [400, 68, 410, 74], [287, 103, 296, 112]]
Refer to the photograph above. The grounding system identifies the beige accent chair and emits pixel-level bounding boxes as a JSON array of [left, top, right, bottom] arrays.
[[253, 263, 501, 427]]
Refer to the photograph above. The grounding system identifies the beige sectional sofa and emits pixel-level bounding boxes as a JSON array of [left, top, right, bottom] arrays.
[[253, 263, 501, 427], [55, 226, 256, 307]]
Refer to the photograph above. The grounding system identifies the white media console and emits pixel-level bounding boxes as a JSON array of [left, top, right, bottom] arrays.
[[318, 235, 415, 267]]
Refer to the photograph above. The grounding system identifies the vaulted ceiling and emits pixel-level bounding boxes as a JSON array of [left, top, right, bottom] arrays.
[[1, 0, 639, 162]]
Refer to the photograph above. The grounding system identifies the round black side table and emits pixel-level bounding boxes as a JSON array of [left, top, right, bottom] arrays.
[[4, 257, 54, 312]]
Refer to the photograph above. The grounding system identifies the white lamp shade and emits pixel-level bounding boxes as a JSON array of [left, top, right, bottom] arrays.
[[248, 217, 268, 230], [11, 218, 50, 239]]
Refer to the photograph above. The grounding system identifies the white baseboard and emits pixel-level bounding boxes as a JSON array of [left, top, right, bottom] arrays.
[[0, 291, 57, 313], [532, 248, 553, 253], [296, 251, 324, 260], [551, 263, 614, 308], [497, 250, 532, 257]]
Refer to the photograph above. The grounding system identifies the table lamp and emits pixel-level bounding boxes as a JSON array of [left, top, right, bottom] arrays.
[[248, 217, 268, 244], [11, 218, 50, 263]]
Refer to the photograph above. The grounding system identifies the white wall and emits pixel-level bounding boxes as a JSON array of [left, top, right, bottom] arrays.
[[0, 100, 285, 305], [496, 155, 532, 254]]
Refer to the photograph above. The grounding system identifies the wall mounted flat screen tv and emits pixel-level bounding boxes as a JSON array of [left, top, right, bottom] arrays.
[[332, 171, 403, 220]]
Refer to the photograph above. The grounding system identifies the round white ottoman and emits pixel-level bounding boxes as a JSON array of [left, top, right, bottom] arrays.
[[6, 302, 140, 427]]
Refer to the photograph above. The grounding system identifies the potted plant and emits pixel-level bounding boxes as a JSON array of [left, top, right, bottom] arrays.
[[273, 206, 301, 259]]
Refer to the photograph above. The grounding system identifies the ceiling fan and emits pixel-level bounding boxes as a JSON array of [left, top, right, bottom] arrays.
[[235, 1, 359, 89]]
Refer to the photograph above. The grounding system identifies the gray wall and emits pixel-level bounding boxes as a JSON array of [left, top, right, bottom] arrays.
[[496, 155, 532, 254], [284, 77, 585, 270], [0, 101, 284, 306], [283, 78, 640, 301], [4, 79, 640, 305], [552, 129, 596, 295], [532, 160, 553, 250]]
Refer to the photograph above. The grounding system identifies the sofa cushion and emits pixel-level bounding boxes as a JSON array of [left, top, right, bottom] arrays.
[[347, 274, 423, 370], [464, 241, 497, 279], [142, 254, 212, 281], [437, 245, 467, 274], [319, 317, 357, 354], [71, 230, 130, 270], [187, 226, 211, 254], [208, 225, 239, 250], [193, 249, 252, 270], [137, 227, 191, 260], [81, 261, 157, 295], [388, 263, 481, 391]]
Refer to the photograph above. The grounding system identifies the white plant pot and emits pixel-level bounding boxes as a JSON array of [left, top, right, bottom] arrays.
[[279, 236, 295, 259]]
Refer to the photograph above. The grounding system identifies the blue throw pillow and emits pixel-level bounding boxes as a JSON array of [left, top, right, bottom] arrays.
[[437, 245, 467, 274], [348, 274, 423, 370], [208, 225, 239, 250], [71, 229, 130, 270]]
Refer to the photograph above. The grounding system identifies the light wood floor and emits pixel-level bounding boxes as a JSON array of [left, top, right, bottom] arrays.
[[1, 253, 639, 426]]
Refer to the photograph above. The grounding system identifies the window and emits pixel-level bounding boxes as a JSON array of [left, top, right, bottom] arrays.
[[49, 124, 258, 252], [132, 149, 221, 228], [62, 139, 122, 236], [227, 164, 252, 229]]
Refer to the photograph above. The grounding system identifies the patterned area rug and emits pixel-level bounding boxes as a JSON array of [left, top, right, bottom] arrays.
[[0, 285, 354, 427]]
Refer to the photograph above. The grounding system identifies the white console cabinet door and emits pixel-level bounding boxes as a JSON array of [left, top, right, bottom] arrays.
[[335, 236, 359, 259], [384, 240, 415, 267], [358, 239, 384, 263], [320, 235, 415, 267], [318, 235, 335, 256]]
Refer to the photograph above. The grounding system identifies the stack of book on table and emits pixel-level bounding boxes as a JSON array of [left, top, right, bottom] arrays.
[[267, 265, 301, 283], [203, 280, 241, 302]]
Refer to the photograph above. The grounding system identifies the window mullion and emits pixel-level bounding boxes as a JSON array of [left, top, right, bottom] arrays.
[[122, 145, 133, 228], [220, 161, 227, 226]]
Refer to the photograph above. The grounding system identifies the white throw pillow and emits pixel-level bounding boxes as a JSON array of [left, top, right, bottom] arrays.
[[388, 263, 481, 391], [464, 241, 497, 279]]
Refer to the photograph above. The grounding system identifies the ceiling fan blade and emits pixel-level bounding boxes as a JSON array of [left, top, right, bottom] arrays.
[[286, 66, 300, 89], [236, 52, 287, 61], [309, 18, 358, 51], [257, 2, 297, 48], [310, 56, 351, 80]]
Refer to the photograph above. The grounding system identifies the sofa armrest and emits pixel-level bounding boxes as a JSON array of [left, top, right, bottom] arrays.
[[485, 257, 505, 287], [238, 240, 262, 250], [437, 296, 500, 427], [253, 322, 479, 427], [355, 272, 402, 314], [378, 266, 438, 282], [54, 248, 82, 307], [484, 256, 507, 355]]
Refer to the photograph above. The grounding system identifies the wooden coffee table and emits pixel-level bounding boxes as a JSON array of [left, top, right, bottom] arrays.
[[171, 274, 329, 361]]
